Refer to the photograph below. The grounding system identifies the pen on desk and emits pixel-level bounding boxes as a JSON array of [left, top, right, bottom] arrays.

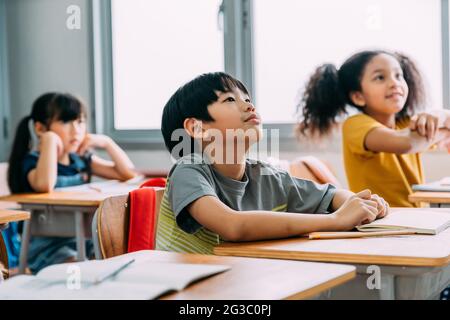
[[308, 230, 417, 240], [88, 185, 102, 192], [97, 258, 136, 284]]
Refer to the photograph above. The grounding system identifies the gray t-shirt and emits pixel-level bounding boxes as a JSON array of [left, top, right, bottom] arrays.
[[168, 154, 337, 234]]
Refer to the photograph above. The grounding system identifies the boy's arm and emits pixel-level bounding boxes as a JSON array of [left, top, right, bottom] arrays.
[[330, 189, 354, 210], [187, 194, 378, 242]]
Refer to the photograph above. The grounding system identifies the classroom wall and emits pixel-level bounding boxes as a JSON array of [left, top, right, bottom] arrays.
[[5, 0, 93, 130], [3, 0, 449, 190]]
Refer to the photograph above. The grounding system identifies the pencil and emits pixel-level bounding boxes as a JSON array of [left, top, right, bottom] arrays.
[[308, 230, 418, 240]]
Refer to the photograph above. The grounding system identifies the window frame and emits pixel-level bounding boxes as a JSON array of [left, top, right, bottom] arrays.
[[92, 0, 450, 149], [442, 0, 450, 109], [0, 0, 11, 161]]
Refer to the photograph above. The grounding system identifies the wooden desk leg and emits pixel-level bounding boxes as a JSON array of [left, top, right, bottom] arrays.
[[74, 211, 86, 261], [379, 274, 395, 300], [19, 219, 31, 274]]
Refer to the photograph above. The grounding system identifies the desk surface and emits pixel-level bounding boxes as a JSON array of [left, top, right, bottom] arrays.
[[0, 180, 148, 207], [116, 250, 355, 300], [215, 208, 450, 267], [0, 210, 30, 224], [409, 191, 450, 204], [0, 192, 113, 207]]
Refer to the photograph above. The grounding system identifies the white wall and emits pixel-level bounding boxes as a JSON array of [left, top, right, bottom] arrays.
[[5, 0, 93, 129]]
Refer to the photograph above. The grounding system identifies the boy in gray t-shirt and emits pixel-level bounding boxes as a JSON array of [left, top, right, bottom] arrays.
[[156, 72, 389, 254]]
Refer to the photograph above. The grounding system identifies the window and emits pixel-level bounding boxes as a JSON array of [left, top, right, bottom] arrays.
[[253, 0, 443, 124], [110, 0, 224, 131], [95, 0, 448, 144]]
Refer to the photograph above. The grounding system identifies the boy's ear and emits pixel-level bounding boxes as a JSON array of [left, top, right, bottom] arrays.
[[34, 121, 48, 137], [349, 91, 366, 108], [183, 118, 207, 139]]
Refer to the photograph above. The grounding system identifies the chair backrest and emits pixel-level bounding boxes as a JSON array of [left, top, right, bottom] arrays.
[[0, 233, 8, 280], [95, 188, 165, 259], [289, 156, 341, 188], [0, 163, 8, 196]]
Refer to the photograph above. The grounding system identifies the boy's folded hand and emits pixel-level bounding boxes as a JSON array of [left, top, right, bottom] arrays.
[[331, 191, 378, 231], [354, 189, 389, 219], [370, 193, 389, 219]]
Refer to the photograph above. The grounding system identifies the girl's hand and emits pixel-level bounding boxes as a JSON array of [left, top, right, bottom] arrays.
[[40, 131, 64, 158], [410, 113, 440, 141], [438, 130, 450, 152], [77, 134, 112, 155]]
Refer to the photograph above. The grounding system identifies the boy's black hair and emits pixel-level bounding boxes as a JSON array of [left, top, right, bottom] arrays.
[[161, 72, 249, 158], [297, 50, 426, 137]]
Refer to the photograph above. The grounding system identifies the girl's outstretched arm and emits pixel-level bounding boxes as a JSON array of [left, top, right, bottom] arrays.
[[365, 125, 450, 154], [80, 134, 136, 181]]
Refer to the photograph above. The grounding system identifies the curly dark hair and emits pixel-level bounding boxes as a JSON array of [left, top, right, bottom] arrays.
[[297, 50, 426, 137]]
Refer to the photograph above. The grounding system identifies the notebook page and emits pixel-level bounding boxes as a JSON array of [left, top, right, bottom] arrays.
[[357, 210, 450, 233], [0, 276, 173, 300], [111, 262, 231, 290], [36, 257, 135, 284]]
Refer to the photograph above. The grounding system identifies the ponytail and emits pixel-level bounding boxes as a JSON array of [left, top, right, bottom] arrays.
[[297, 64, 347, 137], [7, 115, 32, 193], [394, 52, 426, 120]]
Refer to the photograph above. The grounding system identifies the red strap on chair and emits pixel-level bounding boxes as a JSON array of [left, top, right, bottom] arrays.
[[127, 187, 156, 252], [140, 177, 166, 188]]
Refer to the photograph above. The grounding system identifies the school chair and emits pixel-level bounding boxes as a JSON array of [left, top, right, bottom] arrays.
[[0, 232, 8, 280], [92, 185, 165, 259], [0, 163, 13, 209], [289, 156, 341, 187]]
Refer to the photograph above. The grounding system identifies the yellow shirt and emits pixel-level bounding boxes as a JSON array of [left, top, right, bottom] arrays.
[[342, 114, 424, 207]]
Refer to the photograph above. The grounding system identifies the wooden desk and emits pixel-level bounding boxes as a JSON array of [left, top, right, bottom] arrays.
[[409, 191, 450, 207], [0, 210, 30, 225], [106, 250, 356, 300], [215, 208, 450, 300], [1, 209, 30, 278], [0, 185, 138, 274]]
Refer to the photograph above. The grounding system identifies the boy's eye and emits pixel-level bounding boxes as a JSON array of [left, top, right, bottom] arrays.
[[245, 98, 252, 103], [224, 97, 235, 102], [396, 73, 404, 80], [374, 75, 384, 81]]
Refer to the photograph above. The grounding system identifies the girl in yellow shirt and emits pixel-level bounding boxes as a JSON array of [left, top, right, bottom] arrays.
[[297, 50, 450, 207]]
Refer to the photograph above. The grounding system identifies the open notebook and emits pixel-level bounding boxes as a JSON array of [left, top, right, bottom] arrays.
[[0, 257, 230, 300], [309, 209, 450, 240], [412, 177, 450, 192], [54, 176, 147, 194]]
